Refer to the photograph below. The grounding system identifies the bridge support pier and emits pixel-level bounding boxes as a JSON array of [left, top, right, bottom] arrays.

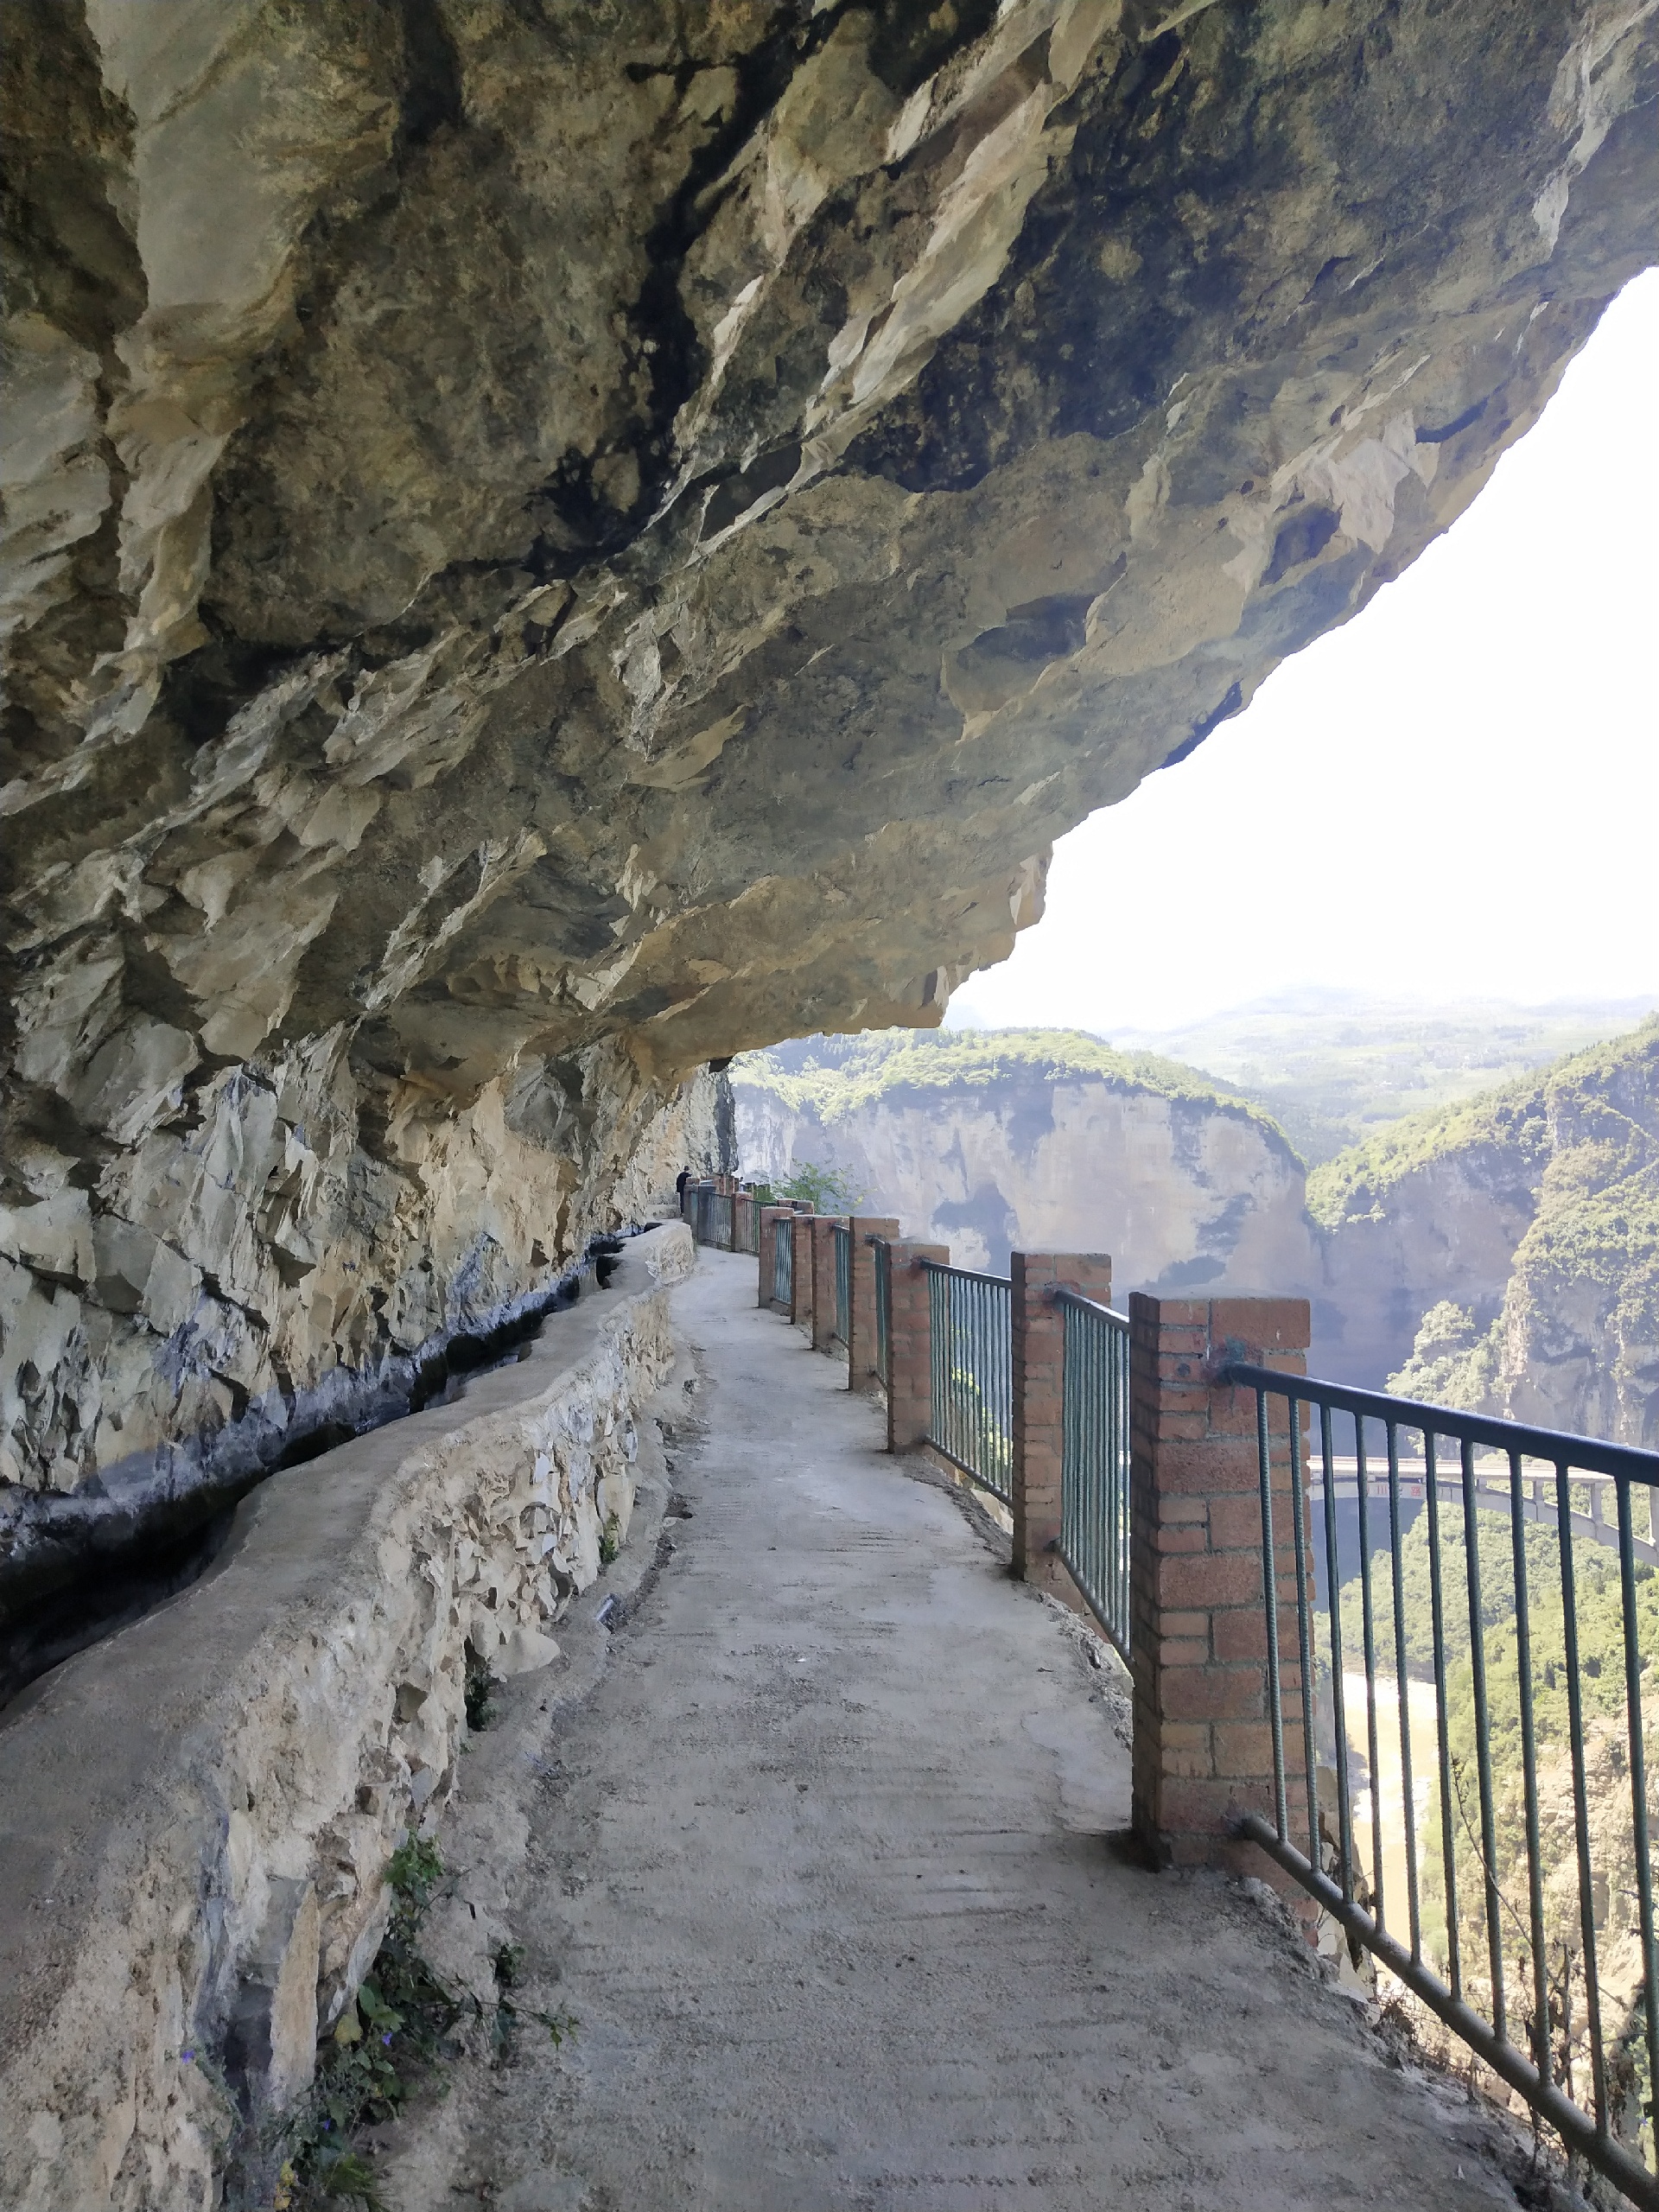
[[1127, 1294, 1313, 1880]]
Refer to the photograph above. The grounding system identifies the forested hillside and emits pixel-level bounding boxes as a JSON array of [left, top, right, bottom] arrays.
[[1315, 1018, 1659, 1446]]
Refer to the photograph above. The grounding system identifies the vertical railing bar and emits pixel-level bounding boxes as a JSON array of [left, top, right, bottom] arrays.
[[1555, 1456, 1608, 2131], [1356, 1410, 1386, 1934], [1257, 1389, 1289, 1842], [1461, 1434, 1507, 2044], [1616, 1475, 1658, 2143], [1424, 1430, 1463, 2000], [1288, 1392, 1319, 1866], [1387, 1421, 1422, 1965], [1509, 1446, 1550, 2091], [1321, 1402, 1354, 1904]]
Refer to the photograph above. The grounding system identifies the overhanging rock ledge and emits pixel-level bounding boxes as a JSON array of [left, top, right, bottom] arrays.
[[3, 6, 1656, 1590]]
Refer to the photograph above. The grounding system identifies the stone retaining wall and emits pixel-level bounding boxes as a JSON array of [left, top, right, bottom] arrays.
[[0, 1223, 693, 2211]]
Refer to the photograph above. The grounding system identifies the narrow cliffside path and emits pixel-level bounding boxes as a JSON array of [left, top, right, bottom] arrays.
[[390, 1249, 1531, 2212]]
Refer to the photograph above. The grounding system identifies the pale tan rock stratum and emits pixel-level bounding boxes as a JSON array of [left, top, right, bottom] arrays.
[[3, 1, 1656, 1589]]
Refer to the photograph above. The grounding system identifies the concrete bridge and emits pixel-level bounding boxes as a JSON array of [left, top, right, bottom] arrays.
[[375, 1249, 1533, 2210]]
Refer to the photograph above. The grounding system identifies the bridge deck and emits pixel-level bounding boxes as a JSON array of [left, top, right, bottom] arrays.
[[382, 1250, 1531, 2211]]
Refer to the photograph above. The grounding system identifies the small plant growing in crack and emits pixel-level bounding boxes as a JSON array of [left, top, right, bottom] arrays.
[[463, 1641, 499, 1731], [269, 1839, 461, 2208], [598, 1511, 623, 1567], [490, 1939, 578, 2066]]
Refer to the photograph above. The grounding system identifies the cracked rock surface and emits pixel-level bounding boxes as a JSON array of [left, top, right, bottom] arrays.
[[3, 2, 1655, 1593]]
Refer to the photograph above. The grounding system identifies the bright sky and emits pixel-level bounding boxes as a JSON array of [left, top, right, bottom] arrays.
[[948, 270, 1659, 1038]]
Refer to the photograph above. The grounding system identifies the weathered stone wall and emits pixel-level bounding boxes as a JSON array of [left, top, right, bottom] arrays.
[[0, 1222, 692, 2212], [3, 3, 1655, 1573]]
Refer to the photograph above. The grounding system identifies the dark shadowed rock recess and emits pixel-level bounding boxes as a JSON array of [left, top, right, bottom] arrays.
[[3, 3, 1656, 1619]]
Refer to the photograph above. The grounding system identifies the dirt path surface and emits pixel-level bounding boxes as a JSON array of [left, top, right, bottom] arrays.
[[391, 1249, 1533, 2211]]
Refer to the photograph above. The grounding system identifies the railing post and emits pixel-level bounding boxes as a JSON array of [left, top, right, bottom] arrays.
[[1128, 1294, 1310, 1874], [758, 1206, 792, 1308], [810, 1217, 844, 1353], [733, 1192, 752, 1254], [1010, 1251, 1111, 1601], [790, 1210, 815, 1331], [882, 1241, 948, 1452], [847, 1217, 899, 1395]]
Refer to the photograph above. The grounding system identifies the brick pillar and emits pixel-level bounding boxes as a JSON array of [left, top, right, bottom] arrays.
[[810, 1217, 844, 1353], [758, 1206, 793, 1308], [883, 1241, 948, 1452], [733, 1192, 753, 1255], [789, 1211, 815, 1331], [1128, 1294, 1310, 1873], [847, 1217, 899, 1395], [1010, 1251, 1112, 1600]]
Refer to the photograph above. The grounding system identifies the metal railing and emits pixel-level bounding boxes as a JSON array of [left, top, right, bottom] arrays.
[[832, 1224, 851, 1348], [873, 1238, 892, 1395], [1228, 1362, 1659, 2206], [772, 1216, 793, 1309], [924, 1262, 1013, 1503], [1056, 1290, 1133, 1661], [686, 1181, 728, 1248]]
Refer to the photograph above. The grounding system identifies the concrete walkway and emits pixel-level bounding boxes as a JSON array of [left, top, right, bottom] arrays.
[[397, 1250, 1534, 2211]]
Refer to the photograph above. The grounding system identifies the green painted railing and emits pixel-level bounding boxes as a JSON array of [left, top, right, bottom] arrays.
[[924, 1261, 1012, 1503], [1056, 1289, 1133, 1661]]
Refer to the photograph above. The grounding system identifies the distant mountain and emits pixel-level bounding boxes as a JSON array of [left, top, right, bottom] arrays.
[[737, 1015, 1659, 1443], [1107, 993, 1655, 1163], [734, 1028, 1314, 1294], [1317, 1017, 1659, 1446]]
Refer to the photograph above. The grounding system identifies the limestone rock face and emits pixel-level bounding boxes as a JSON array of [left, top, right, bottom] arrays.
[[735, 1036, 1318, 1294], [4, 3, 1655, 1585], [1312, 1020, 1659, 1439]]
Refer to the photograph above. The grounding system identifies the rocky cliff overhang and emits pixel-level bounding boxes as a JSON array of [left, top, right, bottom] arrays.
[[3, 3, 1656, 1603]]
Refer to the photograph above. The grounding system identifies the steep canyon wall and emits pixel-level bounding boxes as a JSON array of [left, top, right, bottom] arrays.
[[738, 1020, 1659, 1440], [5, 1, 1656, 1595]]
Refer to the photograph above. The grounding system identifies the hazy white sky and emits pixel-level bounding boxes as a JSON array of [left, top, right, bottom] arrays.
[[948, 270, 1659, 1038]]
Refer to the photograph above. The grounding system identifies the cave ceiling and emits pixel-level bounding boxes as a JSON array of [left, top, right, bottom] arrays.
[[1, 0, 1655, 1529]]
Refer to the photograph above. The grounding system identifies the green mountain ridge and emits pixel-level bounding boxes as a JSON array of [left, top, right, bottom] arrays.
[[739, 1027, 1291, 1146], [1107, 994, 1655, 1163]]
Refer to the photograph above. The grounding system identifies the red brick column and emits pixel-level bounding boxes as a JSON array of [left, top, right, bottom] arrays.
[[789, 1211, 815, 1331], [847, 1217, 899, 1395], [733, 1192, 753, 1255], [1128, 1294, 1310, 1873], [810, 1217, 844, 1353], [883, 1241, 948, 1452], [1010, 1251, 1112, 1600], [758, 1206, 793, 1308]]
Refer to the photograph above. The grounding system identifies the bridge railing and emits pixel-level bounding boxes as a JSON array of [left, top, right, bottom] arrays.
[[923, 1261, 1013, 1503], [1227, 1361, 1659, 2205], [832, 1224, 851, 1349]]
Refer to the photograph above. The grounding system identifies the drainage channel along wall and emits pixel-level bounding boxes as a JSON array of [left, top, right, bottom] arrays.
[[0, 1221, 692, 2211]]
